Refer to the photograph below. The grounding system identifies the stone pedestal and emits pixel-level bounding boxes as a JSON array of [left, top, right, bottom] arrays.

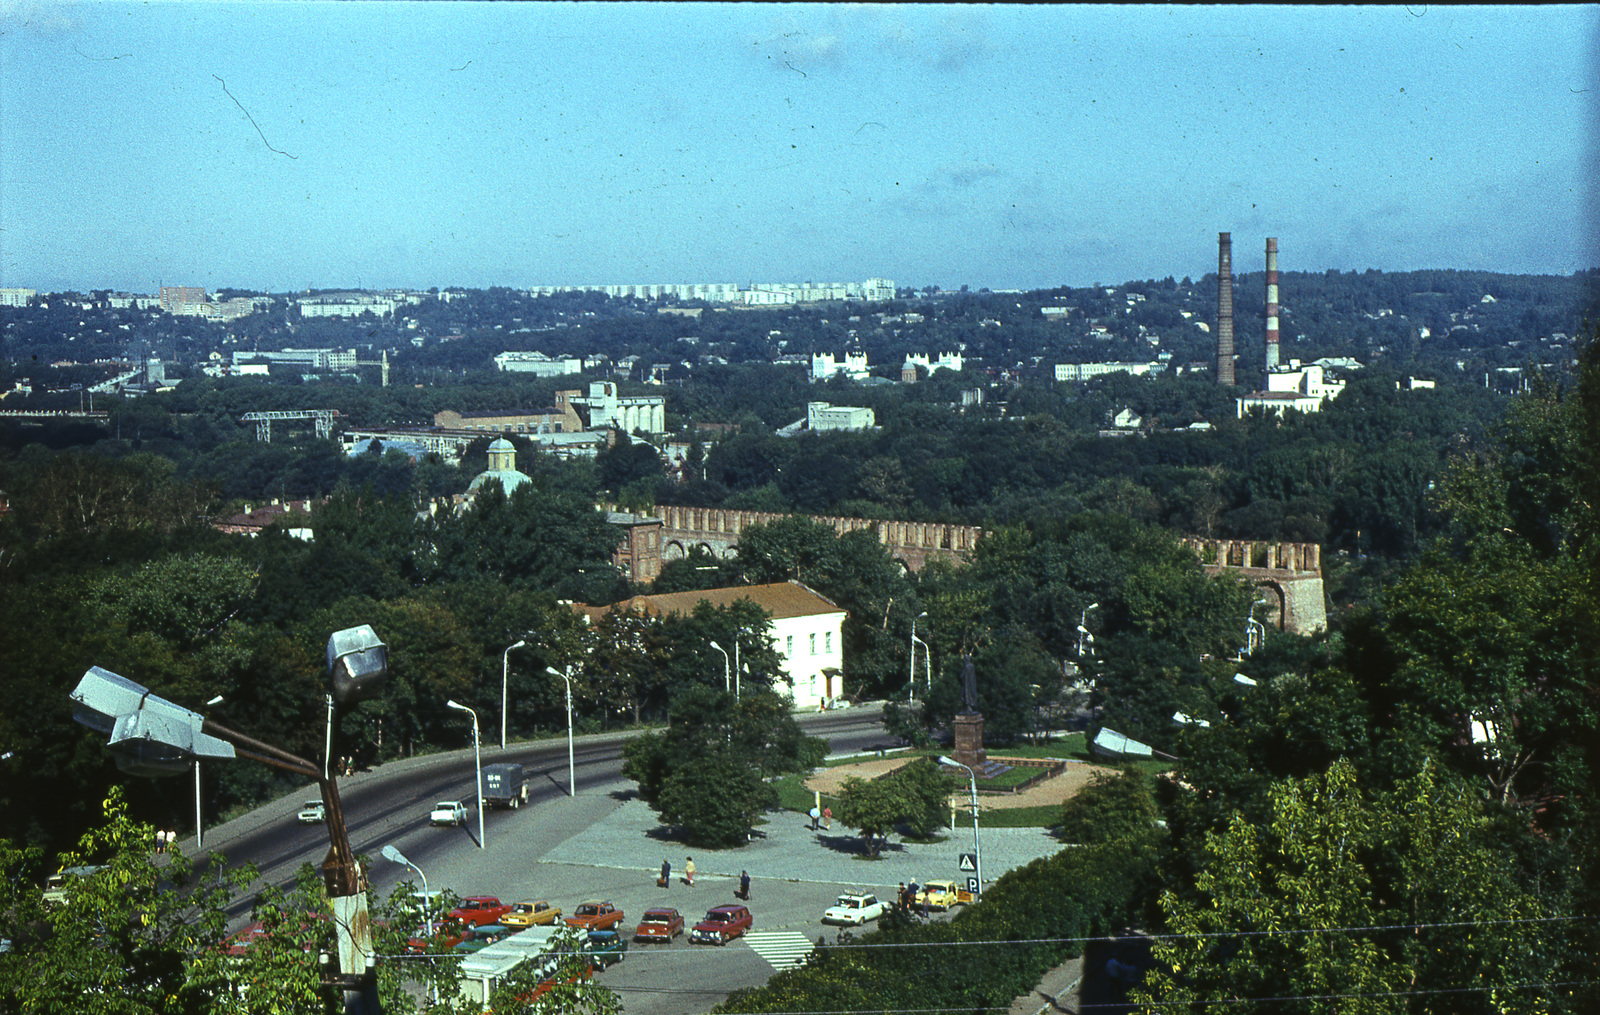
[[951, 712, 987, 772]]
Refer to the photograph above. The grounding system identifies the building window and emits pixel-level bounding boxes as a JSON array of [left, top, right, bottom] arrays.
[[809, 633, 816, 655], [825, 631, 832, 653], [786, 635, 794, 656]]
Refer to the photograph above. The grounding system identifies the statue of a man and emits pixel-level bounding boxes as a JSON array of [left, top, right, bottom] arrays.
[[959, 654, 979, 713]]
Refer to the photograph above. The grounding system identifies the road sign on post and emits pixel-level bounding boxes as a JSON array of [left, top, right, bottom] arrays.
[[958, 853, 977, 872], [967, 876, 980, 895]]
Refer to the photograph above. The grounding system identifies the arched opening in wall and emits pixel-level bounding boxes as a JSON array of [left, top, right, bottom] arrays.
[[1254, 582, 1287, 629], [663, 540, 687, 561], [693, 542, 721, 560], [893, 557, 911, 575]]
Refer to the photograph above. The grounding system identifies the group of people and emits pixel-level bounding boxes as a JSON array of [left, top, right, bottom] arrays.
[[658, 857, 753, 900], [895, 881, 929, 917], [153, 829, 176, 854]]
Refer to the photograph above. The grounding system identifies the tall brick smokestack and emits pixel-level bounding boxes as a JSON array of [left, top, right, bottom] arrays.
[[1265, 238, 1281, 372], [1216, 232, 1235, 386]]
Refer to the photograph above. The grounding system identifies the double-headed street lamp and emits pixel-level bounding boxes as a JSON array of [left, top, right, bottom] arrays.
[[501, 638, 527, 750], [71, 625, 389, 1012], [546, 667, 577, 798], [939, 755, 983, 899], [445, 700, 485, 849]]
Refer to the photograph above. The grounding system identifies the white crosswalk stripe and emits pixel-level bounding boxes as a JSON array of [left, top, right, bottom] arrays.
[[743, 930, 817, 971]]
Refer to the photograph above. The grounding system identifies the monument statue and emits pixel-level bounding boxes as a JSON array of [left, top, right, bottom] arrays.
[[959, 654, 979, 714]]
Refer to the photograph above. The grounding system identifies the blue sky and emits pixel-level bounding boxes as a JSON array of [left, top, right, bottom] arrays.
[[2, 3, 1595, 293]]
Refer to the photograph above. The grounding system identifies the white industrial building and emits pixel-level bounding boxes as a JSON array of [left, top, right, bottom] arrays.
[[493, 351, 584, 376]]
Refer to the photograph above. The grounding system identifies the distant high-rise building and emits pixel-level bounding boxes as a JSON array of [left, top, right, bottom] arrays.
[[160, 286, 207, 314]]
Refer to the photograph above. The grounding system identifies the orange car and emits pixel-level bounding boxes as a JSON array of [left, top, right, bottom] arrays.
[[563, 900, 624, 932]]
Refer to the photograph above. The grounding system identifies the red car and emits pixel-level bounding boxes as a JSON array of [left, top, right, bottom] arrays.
[[632, 907, 684, 944], [448, 896, 512, 927], [406, 918, 473, 954], [564, 900, 624, 931], [688, 904, 752, 945]]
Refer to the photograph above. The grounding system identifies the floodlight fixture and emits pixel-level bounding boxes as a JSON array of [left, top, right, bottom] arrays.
[[70, 667, 235, 777], [326, 625, 388, 707]]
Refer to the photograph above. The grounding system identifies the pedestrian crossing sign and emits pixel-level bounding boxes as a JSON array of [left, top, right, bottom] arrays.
[[958, 853, 977, 872]]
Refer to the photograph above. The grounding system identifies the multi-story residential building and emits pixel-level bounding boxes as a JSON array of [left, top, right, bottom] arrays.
[[1055, 359, 1168, 383], [0, 288, 36, 307], [231, 348, 358, 371], [297, 293, 397, 317], [160, 286, 208, 314]]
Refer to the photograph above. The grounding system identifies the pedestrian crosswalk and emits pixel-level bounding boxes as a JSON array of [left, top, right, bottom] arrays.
[[743, 930, 817, 971]]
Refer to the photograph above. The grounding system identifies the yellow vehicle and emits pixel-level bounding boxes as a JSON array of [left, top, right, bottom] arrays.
[[917, 879, 972, 911], [501, 900, 562, 927]]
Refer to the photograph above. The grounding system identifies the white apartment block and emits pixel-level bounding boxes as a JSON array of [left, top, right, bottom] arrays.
[[1055, 360, 1167, 383], [297, 293, 397, 318], [522, 278, 895, 305], [1, 288, 37, 307], [493, 352, 584, 376]]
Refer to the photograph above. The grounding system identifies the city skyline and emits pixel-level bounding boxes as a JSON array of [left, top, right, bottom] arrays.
[[2, 3, 1595, 295]]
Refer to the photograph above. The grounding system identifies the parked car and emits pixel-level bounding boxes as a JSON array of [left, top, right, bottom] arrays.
[[454, 923, 519, 953], [688, 905, 753, 945], [632, 907, 684, 944], [564, 900, 624, 932], [918, 879, 973, 911], [406, 918, 472, 953], [822, 893, 885, 926], [583, 929, 628, 969], [501, 900, 562, 928], [296, 800, 325, 824], [429, 800, 469, 826], [42, 866, 105, 908], [449, 897, 513, 927]]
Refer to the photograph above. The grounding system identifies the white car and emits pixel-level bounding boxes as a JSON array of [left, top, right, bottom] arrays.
[[297, 800, 326, 824], [822, 893, 885, 926], [429, 800, 469, 826]]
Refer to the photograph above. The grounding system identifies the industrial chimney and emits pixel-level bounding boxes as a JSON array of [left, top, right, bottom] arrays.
[[1216, 232, 1235, 386], [1265, 238, 1280, 373]]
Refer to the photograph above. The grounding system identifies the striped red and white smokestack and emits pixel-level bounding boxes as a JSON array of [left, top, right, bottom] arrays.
[[1216, 232, 1235, 386], [1265, 238, 1280, 372]]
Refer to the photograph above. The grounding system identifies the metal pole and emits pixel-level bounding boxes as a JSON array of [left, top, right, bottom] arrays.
[[501, 639, 525, 751], [940, 755, 982, 898], [709, 641, 729, 694], [194, 761, 203, 849], [911, 612, 927, 703], [447, 701, 484, 849], [545, 668, 576, 797]]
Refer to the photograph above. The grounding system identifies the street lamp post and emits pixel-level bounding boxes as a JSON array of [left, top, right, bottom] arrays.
[[909, 611, 927, 703], [446, 700, 485, 849], [501, 638, 527, 750], [195, 694, 223, 848], [545, 668, 576, 798], [708, 640, 730, 694], [380, 845, 430, 933], [939, 755, 983, 898], [70, 624, 390, 1011]]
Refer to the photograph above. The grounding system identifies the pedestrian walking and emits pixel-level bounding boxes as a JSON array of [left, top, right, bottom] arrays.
[[660, 859, 670, 889], [897, 883, 907, 911], [739, 870, 751, 900], [685, 856, 696, 886], [808, 806, 821, 830], [823, 806, 832, 830]]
